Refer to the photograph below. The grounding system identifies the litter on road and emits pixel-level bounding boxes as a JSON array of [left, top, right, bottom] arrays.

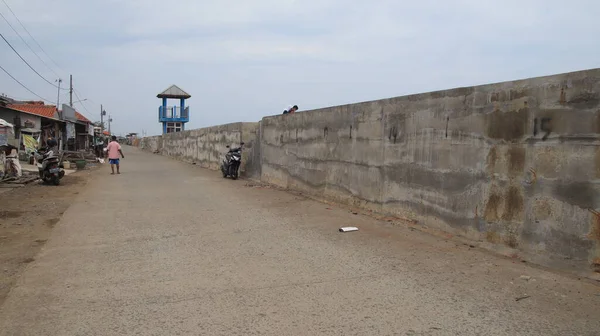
[[339, 226, 358, 232]]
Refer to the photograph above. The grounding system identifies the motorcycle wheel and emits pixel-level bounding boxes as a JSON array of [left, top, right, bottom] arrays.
[[231, 164, 239, 180], [52, 176, 60, 186], [222, 165, 228, 178], [228, 165, 237, 180]]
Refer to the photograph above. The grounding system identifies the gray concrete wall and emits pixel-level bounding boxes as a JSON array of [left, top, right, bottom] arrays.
[[139, 122, 259, 175], [260, 68, 600, 274], [141, 68, 600, 275]]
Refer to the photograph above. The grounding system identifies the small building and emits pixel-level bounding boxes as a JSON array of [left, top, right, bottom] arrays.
[[0, 99, 63, 153], [157, 85, 191, 134], [61, 104, 92, 151], [0, 98, 93, 154], [126, 133, 138, 146]]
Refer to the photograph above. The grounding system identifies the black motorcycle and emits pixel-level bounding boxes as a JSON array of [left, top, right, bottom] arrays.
[[35, 147, 65, 185], [221, 142, 244, 180]]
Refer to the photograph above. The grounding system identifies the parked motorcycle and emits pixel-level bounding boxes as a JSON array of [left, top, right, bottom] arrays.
[[221, 142, 244, 180], [35, 147, 65, 185]]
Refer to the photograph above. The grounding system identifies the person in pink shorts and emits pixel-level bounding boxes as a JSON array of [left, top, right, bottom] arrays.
[[105, 135, 125, 174]]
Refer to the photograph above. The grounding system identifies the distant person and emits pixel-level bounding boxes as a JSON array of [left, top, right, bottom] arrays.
[[283, 105, 299, 114], [105, 135, 125, 175], [46, 137, 58, 152]]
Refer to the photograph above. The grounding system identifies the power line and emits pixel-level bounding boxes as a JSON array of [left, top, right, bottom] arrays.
[[73, 89, 93, 120], [74, 88, 98, 106], [1, 1, 100, 121], [1, 0, 64, 75], [0, 63, 53, 103], [0, 33, 66, 90], [0, 10, 60, 78]]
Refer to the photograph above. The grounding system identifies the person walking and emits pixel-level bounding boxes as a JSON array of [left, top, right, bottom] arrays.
[[105, 135, 125, 175]]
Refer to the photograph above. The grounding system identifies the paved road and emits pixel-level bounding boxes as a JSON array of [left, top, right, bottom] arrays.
[[1, 148, 599, 335]]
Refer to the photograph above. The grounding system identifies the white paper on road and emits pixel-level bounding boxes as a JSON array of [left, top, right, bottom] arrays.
[[339, 227, 358, 232]]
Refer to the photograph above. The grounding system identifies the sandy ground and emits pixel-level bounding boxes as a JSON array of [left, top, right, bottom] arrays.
[[0, 147, 599, 336], [0, 170, 94, 305]]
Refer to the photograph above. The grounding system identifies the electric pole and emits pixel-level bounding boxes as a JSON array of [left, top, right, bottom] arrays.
[[108, 115, 113, 135], [56, 78, 62, 112], [100, 104, 105, 133], [69, 75, 73, 107]]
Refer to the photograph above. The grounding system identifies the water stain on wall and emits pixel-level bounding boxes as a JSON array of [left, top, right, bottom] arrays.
[[502, 186, 524, 222], [595, 146, 600, 178], [485, 108, 528, 141], [567, 91, 599, 109], [486, 231, 502, 244], [508, 146, 526, 176], [553, 182, 596, 209], [533, 199, 553, 221], [588, 210, 600, 241], [486, 146, 497, 173], [484, 189, 502, 222]]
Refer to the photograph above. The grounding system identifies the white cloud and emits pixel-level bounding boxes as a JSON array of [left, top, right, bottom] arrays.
[[1, 0, 599, 135]]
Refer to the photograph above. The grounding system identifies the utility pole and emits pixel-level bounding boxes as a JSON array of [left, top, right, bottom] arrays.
[[100, 104, 105, 133], [69, 75, 73, 107], [56, 78, 62, 112], [108, 114, 113, 135]]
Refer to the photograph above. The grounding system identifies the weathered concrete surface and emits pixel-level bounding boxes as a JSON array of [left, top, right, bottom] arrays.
[[1, 148, 599, 335], [260, 68, 600, 275], [141, 122, 258, 175]]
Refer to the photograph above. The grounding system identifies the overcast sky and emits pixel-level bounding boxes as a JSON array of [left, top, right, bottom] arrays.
[[1, 0, 599, 136]]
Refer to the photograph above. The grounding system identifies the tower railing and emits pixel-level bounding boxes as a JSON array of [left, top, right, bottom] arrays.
[[159, 106, 189, 121]]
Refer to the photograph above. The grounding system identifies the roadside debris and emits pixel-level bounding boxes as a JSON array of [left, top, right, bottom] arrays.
[[516, 295, 531, 301], [339, 227, 358, 232], [0, 173, 39, 187], [520, 275, 532, 281]]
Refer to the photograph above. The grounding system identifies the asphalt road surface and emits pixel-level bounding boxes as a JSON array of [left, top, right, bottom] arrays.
[[1, 148, 599, 335]]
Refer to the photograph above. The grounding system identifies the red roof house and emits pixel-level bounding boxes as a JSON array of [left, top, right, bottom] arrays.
[[7, 102, 60, 120]]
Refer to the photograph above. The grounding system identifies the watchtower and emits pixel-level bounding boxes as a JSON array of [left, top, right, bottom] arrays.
[[157, 85, 191, 134]]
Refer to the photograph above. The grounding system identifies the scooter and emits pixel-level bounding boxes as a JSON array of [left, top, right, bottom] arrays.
[[35, 147, 65, 185], [221, 142, 244, 180]]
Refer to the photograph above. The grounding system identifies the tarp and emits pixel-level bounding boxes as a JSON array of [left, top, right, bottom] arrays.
[[0, 127, 7, 146], [66, 122, 75, 139], [0, 118, 13, 146], [0, 118, 14, 130], [22, 134, 38, 152]]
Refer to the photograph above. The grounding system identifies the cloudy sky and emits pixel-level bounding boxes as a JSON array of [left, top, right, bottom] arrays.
[[1, 0, 599, 136]]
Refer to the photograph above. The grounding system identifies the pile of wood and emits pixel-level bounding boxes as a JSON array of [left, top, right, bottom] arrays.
[[62, 150, 97, 163], [0, 173, 39, 188]]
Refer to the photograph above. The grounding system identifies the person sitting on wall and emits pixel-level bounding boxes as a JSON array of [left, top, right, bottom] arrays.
[[282, 105, 299, 114]]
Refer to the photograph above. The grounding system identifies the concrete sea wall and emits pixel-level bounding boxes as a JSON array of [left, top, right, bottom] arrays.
[[142, 68, 600, 275], [140, 122, 259, 174]]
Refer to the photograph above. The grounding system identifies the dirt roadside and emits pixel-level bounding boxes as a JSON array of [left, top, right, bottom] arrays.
[[0, 169, 96, 305]]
